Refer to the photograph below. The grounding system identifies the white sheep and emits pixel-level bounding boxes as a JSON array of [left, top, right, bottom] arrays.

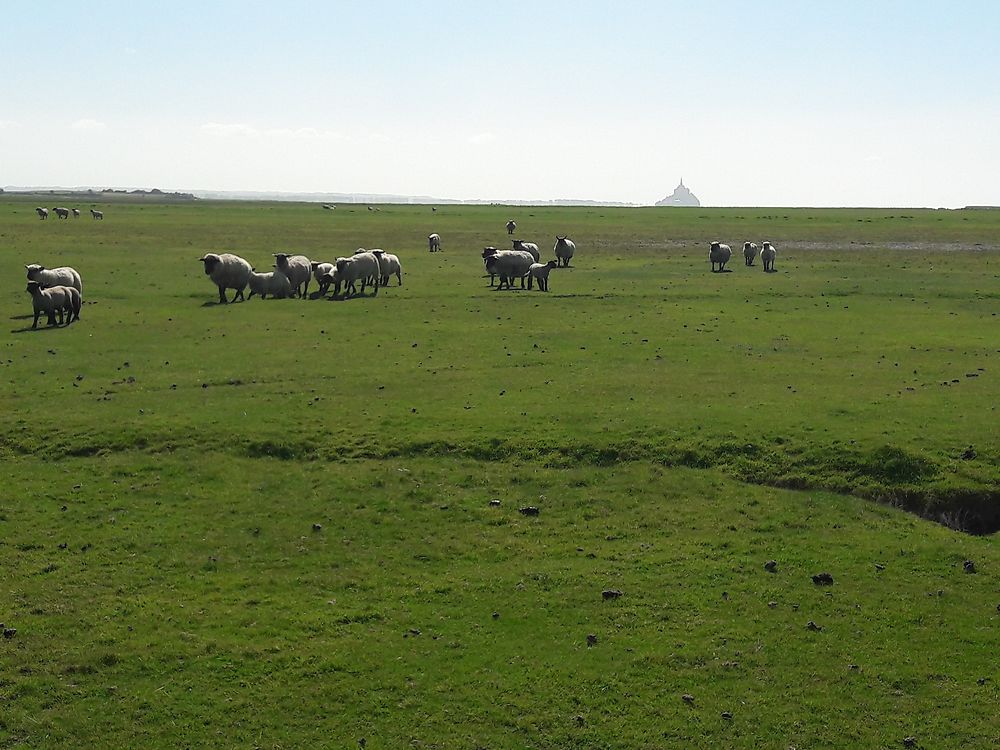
[[506, 220, 516, 235], [35, 207, 49, 220], [511, 239, 540, 262], [199, 252, 253, 303], [247, 269, 292, 299], [324, 252, 381, 296], [272, 253, 312, 298], [90, 209, 103, 220], [526, 260, 558, 291], [53, 207, 70, 219], [482, 247, 500, 286], [428, 233, 442, 253], [760, 241, 777, 272], [488, 250, 535, 290], [311, 261, 336, 295], [25, 282, 81, 328], [709, 241, 732, 272], [371, 250, 402, 286], [72, 208, 81, 218], [553, 236, 576, 267], [25, 264, 83, 296], [743, 242, 758, 266]]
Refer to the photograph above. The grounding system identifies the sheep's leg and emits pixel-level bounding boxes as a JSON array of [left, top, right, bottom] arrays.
[[217, 285, 228, 304], [32, 310, 40, 329]]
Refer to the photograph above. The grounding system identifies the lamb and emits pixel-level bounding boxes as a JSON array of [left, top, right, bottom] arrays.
[[25, 281, 81, 328], [53, 207, 70, 219], [325, 252, 381, 296], [428, 233, 442, 253], [273, 253, 312, 298], [311, 261, 336, 295], [198, 252, 253, 303], [482, 247, 500, 286], [371, 250, 402, 286], [760, 241, 777, 272], [488, 250, 535, 290], [506, 220, 516, 235], [743, 242, 758, 266], [35, 207, 49, 220], [247, 269, 291, 299], [72, 208, 81, 218], [553, 236, 576, 267], [25, 264, 83, 296], [90, 209, 103, 220], [511, 239, 540, 261], [709, 241, 732, 272], [526, 260, 558, 291]]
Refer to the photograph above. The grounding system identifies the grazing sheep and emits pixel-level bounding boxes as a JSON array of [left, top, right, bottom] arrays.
[[511, 239, 540, 262], [72, 208, 81, 218], [371, 250, 402, 286], [761, 241, 777, 272], [247, 269, 291, 299], [198, 252, 253, 303], [428, 233, 442, 253], [25, 264, 83, 296], [327, 252, 381, 296], [25, 282, 81, 328], [743, 242, 758, 266], [272, 253, 312, 298], [35, 207, 49, 220], [482, 247, 500, 286], [526, 260, 558, 291], [506, 220, 516, 235], [311, 261, 336, 295], [553, 236, 576, 267], [709, 241, 732, 272], [90, 209, 103, 220], [488, 250, 535, 290], [53, 207, 70, 219]]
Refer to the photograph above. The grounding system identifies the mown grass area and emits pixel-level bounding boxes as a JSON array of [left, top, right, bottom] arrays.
[[1, 198, 998, 747]]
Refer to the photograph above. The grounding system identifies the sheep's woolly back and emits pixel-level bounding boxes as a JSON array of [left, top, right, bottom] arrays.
[[25, 264, 83, 295]]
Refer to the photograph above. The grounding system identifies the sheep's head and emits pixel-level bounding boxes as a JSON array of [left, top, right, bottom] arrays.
[[199, 254, 221, 274], [273, 253, 290, 268], [25, 280, 43, 295], [556, 235, 568, 242], [25, 264, 44, 280]]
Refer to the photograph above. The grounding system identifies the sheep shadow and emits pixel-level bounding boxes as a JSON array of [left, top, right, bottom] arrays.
[[10, 323, 71, 334], [763, 268, 780, 274], [325, 291, 381, 301], [711, 268, 734, 273]]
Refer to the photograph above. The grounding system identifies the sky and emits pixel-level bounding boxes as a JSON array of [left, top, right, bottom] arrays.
[[2, 1, 998, 207]]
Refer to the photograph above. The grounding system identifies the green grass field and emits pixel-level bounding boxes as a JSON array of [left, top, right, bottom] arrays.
[[1, 198, 998, 748]]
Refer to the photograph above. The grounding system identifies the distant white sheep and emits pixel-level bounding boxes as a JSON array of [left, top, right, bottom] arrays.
[[760, 241, 777, 272], [553, 236, 576, 267], [53, 207, 70, 219], [743, 242, 758, 266], [35, 207, 49, 220], [90, 209, 103, 220], [506, 220, 516, 235], [273, 253, 312, 298], [247, 269, 291, 299], [428, 233, 442, 253], [25, 264, 83, 296], [709, 242, 732, 272], [199, 253, 252, 303], [72, 208, 81, 218], [526, 260, 558, 291], [25, 281, 81, 328], [371, 250, 402, 286]]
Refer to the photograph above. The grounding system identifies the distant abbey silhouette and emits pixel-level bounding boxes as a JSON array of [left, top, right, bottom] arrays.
[[655, 178, 700, 207]]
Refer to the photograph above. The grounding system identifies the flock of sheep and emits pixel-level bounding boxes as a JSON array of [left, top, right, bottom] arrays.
[[710, 241, 778, 272], [21, 212, 783, 329], [35, 206, 103, 220]]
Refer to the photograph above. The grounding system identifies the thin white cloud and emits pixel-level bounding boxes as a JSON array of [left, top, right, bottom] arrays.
[[468, 132, 497, 145], [200, 122, 345, 141], [70, 118, 108, 132], [201, 122, 259, 137]]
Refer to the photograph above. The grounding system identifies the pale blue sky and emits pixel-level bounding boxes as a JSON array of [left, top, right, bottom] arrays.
[[2, 1, 998, 206]]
